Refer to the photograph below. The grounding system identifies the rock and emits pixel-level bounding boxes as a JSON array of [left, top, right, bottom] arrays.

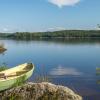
[[0, 82, 82, 100], [0, 47, 7, 54]]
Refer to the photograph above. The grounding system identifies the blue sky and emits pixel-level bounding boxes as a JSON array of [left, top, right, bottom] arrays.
[[0, 0, 100, 32]]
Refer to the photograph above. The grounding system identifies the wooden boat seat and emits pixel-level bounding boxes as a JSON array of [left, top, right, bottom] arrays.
[[4, 70, 28, 78], [16, 70, 28, 75], [0, 64, 32, 79], [0, 73, 5, 76], [0, 73, 7, 79]]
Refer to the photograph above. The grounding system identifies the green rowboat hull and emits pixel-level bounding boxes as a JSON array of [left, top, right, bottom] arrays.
[[0, 63, 34, 91]]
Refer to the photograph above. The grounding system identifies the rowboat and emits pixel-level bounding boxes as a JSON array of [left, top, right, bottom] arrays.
[[0, 63, 34, 91]]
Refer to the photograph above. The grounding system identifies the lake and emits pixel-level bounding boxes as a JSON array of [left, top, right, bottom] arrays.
[[0, 38, 100, 100]]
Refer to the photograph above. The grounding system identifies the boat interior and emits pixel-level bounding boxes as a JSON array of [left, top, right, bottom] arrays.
[[0, 63, 33, 80]]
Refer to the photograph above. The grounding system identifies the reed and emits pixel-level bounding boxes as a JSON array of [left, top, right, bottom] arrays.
[[96, 67, 100, 75], [34, 75, 51, 83], [0, 63, 8, 72], [34, 66, 52, 83], [12, 75, 27, 87], [96, 68, 100, 71], [97, 80, 100, 84]]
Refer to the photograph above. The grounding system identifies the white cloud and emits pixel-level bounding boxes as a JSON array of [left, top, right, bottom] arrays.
[[3, 28, 9, 32], [48, 0, 81, 8], [47, 27, 66, 31], [50, 66, 83, 76], [0, 27, 14, 33]]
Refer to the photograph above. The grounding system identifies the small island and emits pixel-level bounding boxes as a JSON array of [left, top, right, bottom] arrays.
[[0, 44, 7, 54]]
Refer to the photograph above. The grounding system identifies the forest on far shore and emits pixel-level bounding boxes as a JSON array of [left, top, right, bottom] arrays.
[[0, 30, 100, 39]]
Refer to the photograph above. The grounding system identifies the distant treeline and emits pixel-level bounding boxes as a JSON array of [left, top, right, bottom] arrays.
[[0, 30, 100, 39]]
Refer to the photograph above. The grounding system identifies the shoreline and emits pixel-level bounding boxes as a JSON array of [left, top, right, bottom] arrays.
[[0, 82, 82, 100]]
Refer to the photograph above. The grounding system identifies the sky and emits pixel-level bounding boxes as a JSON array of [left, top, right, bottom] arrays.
[[0, 0, 100, 32]]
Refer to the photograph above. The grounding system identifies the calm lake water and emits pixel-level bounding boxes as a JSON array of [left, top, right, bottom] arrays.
[[0, 38, 100, 100]]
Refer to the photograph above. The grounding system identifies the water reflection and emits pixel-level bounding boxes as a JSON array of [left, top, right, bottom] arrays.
[[0, 38, 100, 100], [1, 38, 100, 45], [50, 66, 83, 76]]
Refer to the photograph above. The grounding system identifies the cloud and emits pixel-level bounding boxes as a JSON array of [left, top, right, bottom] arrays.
[[0, 27, 14, 33], [48, 0, 81, 8], [47, 27, 66, 31], [3, 28, 9, 32], [50, 66, 83, 76]]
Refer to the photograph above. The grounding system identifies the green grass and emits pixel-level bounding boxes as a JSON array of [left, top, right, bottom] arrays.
[[34, 66, 52, 83], [34, 75, 51, 83], [96, 67, 100, 75], [96, 72, 100, 75], [0, 63, 8, 72], [9, 93, 22, 100], [97, 80, 100, 84], [96, 68, 100, 85], [12, 75, 27, 87], [96, 68, 100, 71]]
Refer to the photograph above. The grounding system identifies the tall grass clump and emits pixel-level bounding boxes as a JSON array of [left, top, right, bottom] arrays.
[[12, 75, 27, 87], [96, 67, 100, 75], [0, 63, 8, 72], [33, 66, 52, 83], [96, 67, 100, 85]]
